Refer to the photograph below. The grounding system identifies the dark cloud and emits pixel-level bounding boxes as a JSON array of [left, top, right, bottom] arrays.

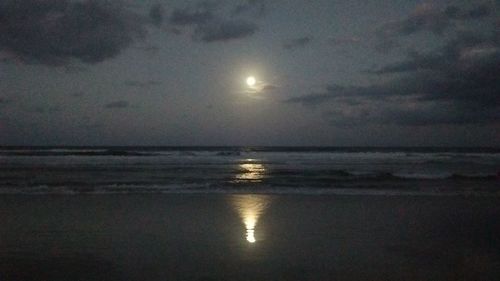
[[30, 105, 61, 114], [283, 37, 312, 50], [232, 0, 266, 18], [380, 4, 449, 37], [0, 0, 157, 66], [288, 2, 499, 127], [324, 102, 499, 127], [168, 27, 183, 35], [381, 3, 492, 37], [243, 82, 279, 97], [329, 37, 362, 47], [0, 97, 11, 104], [169, 2, 214, 25], [0, 55, 15, 64], [289, 31, 500, 126], [124, 80, 161, 88], [81, 122, 103, 130], [149, 3, 164, 27], [445, 4, 491, 20], [287, 91, 334, 105], [169, 1, 260, 42], [261, 84, 279, 91], [194, 20, 258, 42], [104, 101, 129, 109], [375, 3, 494, 52], [373, 37, 400, 54], [385, 105, 498, 126], [134, 45, 160, 54], [62, 65, 88, 74]]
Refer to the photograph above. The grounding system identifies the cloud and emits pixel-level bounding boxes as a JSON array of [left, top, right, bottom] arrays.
[[288, 31, 500, 126], [232, 0, 266, 18], [283, 37, 312, 50], [28, 105, 61, 114], [242, 80, 278, 100], [169, 2, 214, 25], [0, 97, 11, 104], [329, 36, 362, 47], [194, 20, 258, 42], [124, 80, 161, 88], [383, 3, 492, 37], [104, 101, 129, 109], [380, 4, 449, 37], [323, 101, 498, 127], [169, 1, 260, 42], [261, 84, 279, 92], [375, 3, 494, 52], [62, 65, 88, 74], [149, 3, 164, 27], [134, 45, 160, 54], [445, 4, 491, 20], [287, 2, 499, 127], [0, 0, 158, 66]]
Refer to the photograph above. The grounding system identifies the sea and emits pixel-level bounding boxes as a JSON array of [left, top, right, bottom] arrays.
[[0, 146, 499, 196]]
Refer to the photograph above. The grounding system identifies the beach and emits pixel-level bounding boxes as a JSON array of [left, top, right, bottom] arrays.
[[1, 193, 499, 281], [3, 0, 499, 279]]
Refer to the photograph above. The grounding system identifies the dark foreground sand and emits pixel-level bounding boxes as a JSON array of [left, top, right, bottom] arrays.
[[1, 194, 499, 281]]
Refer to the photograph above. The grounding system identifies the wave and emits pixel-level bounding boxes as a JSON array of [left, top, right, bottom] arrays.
[[268, 169, 497, 181], [0, 183, 498, 197], [390, 172, 497, 181], [1, 147, 497, 196], [448, 173, 498, 180], [1, 147, 499, 156], [0, 149, 154, 157], [0, 169, 496, 190], [1, 170, 497, 196], [0, 149, 243, 157], [216, 151, 241, 156]]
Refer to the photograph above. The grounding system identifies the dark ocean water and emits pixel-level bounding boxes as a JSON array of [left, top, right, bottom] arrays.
[[0, 146, 498, 195]]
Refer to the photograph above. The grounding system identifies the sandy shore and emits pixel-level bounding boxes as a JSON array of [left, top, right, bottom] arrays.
[[1, 194, 499, 280]]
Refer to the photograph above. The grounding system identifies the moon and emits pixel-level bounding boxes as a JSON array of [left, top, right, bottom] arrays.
[[246, 76, 256, 87]]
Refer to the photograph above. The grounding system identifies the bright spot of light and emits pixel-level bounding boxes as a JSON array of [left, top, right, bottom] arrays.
[[234, 163, 265, 183], [230, 194, 271, 244], [246, 229, 256, 243], [246, 76, 256, 86]]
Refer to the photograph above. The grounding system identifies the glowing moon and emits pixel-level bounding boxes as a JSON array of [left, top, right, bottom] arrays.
[[246, 76, 256, 86]]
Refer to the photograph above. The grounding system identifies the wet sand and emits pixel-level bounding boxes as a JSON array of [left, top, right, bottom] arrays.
[[1, 194, 499, 281]]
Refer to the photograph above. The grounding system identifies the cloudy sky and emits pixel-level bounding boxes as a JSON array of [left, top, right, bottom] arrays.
[[0, 0, 498, 146]]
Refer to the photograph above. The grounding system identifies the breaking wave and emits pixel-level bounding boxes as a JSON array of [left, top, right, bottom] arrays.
[[1, 147, 498, 195]]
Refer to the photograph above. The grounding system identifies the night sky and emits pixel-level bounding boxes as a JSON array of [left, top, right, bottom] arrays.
[[1, 0, 499, 146]]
